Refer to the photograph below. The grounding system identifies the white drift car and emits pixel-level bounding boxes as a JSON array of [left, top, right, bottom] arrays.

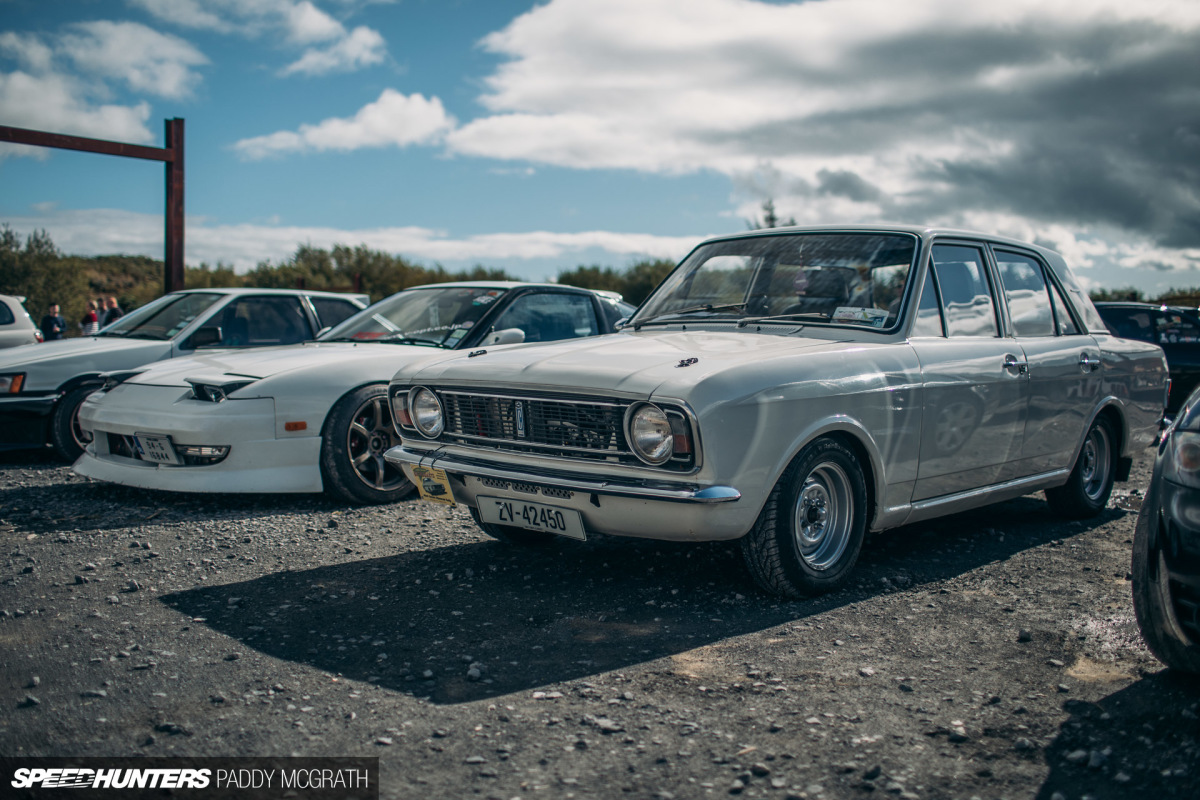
[[74, 282, 633, 504]]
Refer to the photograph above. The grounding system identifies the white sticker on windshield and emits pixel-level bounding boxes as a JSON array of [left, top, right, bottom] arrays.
[[832, 307, 889, 327]]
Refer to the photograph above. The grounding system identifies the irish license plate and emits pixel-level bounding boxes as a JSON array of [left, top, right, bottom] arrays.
[[478, 495, 586, 541], [411, 465, 455, 506], [133, 432, 181, 465]]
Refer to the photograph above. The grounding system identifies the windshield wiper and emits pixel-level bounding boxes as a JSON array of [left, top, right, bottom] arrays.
[[376, 333, 442, 346], [633, 302, 748, 329], [737, 312, 829, 327]]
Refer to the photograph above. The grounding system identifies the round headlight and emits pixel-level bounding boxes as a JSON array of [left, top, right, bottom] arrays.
[[410, 387, 444, 438], [628, 403, 673, 465]]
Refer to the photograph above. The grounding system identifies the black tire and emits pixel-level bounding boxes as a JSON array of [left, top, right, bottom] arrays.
[[741, 437, 868, 598], [469, 507, 558, 546], [320, 384, 415, 505], [1045, 416, 1116, 519], [1131, 486, 1200, 673], [50, 384, 99, 462]]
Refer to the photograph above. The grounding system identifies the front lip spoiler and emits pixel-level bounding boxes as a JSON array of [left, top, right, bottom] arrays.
[[384, 444, 740, 504]]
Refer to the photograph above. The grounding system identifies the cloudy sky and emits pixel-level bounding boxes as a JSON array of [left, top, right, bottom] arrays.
[[2, 0, 1199, 293]]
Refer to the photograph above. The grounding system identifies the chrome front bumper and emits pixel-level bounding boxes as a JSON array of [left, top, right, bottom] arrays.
[[384, 444, 740, 503], [384, 444, 750, 542]]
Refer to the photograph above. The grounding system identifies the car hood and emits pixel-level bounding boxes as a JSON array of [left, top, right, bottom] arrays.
[[126, 341, 450, 388], [0, 336, 176, 392], [401, 330, 859, 399]]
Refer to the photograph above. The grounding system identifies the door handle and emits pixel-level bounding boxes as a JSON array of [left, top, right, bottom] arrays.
[[1004, 354, 1028, 375], [1079, 353, 1101, 373]]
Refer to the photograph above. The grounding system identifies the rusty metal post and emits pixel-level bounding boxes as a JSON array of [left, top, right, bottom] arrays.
[[164, 118, 185, 293]]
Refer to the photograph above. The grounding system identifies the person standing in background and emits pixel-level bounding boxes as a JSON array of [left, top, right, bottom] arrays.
[[101, 296, 124, 327], [40, 303, 65, 341], [80, 300, 99, 336]]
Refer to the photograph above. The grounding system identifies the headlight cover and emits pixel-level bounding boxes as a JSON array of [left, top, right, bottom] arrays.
[[185, 377, 256, 403], [627, 403, 673, 465], [1164, 430, 1200, 489], [410, 387, 444, 438], [0, 373, 25, 394]]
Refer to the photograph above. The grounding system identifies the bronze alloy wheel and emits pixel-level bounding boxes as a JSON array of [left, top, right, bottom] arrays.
[[347, 394, 404, 493], [321, 384, 416, 504]]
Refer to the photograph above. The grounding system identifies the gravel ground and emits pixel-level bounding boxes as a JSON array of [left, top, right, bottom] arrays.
[[2, 447, 1199, 800]]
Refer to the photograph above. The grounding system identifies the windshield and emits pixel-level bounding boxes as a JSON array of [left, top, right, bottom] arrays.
[[634, 232, 918, 330], [318, 286, 509, 347], [100, 292, 223, 340]]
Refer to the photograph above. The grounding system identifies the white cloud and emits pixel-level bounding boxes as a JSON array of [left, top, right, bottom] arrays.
[[0, 70, 154, 153], [282, 0, 345, 43], [0, 32, 55, 73], [59, 21, 208, 99], [233, 89, 455, 158], [128, 0, 386, 76], [437, 0, 1200, 254], [0, 207, 700, 273], [280, 25, 386, 76], [125, 0, 232, 32]]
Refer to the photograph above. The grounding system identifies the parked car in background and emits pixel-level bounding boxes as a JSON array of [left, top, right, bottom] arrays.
[[1132, 383, 1200, 673], [0, 288, 368, 461], [0, 295, 42, 348], [74, 283, 634, 505], [1094, 302, 1200, 414], [386, 226, 1167, 598]]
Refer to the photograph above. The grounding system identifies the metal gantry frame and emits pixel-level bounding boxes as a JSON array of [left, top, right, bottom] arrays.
[[0, 118, 185, 292]]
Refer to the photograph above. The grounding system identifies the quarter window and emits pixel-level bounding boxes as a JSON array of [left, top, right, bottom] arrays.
[[1048, 282, 1082, 335], [995, 251, 1054, 337], [311, 297, 360, 330], [930, 245, 997, 337]]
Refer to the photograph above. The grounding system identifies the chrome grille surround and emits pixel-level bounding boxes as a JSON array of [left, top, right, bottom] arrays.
[[391, 386, 697, 471]]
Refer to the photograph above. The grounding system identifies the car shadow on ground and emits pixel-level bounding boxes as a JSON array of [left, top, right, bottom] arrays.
[[0, 450, 350, 534], [1036, 670, 1200, 799], [162, 496, 1125, 705]]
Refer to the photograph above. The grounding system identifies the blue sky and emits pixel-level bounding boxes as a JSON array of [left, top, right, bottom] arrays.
[[2, 0, 1199, 293]]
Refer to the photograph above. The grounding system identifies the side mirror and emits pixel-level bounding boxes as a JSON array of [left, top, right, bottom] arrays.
[[189, 327, 222, 349], [484, 328, 526, 346]]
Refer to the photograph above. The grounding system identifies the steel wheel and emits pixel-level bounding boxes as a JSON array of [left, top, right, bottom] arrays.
[[1045, 415, 1116, 519], [793, 461, 854, 571], [346, 395, 404, 492], [742, 437, 868, 598], [1080, 423, 1112, 503]]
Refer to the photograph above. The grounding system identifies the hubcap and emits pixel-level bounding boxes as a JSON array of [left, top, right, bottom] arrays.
[[792, 461, 853, 571], [347, 396, 405, 492], [1080, 424, 1111, 502]]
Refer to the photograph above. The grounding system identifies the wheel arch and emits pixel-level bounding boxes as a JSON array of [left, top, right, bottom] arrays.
[[767, 418, 884, 533], [318, 380, 389, 437]]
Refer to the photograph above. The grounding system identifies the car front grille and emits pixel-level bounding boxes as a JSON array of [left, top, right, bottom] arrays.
[[402, 388, 695, 471]]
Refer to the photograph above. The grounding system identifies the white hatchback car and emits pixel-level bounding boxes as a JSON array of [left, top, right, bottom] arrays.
[[0, 288, 367, 460], [0, 295, 42, 349], [74, 282, 634, 504]]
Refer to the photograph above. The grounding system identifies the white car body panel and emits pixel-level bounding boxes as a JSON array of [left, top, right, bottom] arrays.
[[75, 342, 444, 493]]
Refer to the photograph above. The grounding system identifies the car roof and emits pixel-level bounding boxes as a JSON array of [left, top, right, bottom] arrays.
[[167, 287, 363, 299], [700, 223, 1063, 256], [403, 281, 624, 301]]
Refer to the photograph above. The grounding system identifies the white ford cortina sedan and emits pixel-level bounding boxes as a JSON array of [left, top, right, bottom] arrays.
[[74, 282, 633, 504], [384, 226, 1168, 598]]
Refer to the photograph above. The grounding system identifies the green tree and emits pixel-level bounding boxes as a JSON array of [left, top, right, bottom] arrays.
[[748, 198, 796, 230]]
